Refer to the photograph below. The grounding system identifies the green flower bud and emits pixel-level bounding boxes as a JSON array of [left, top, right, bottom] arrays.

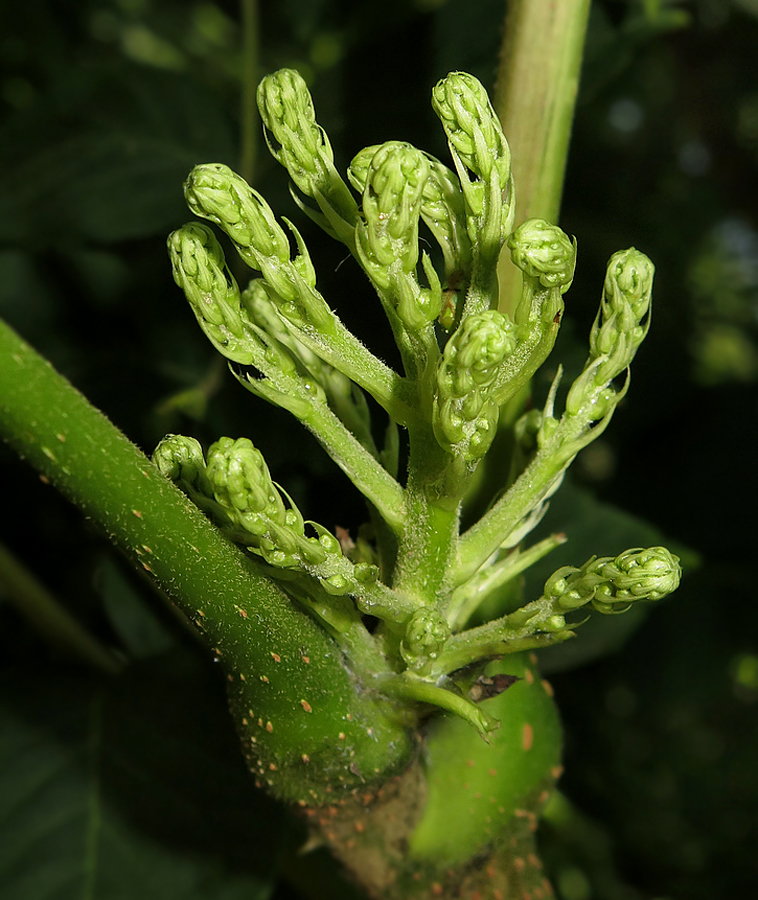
[[431, 72, 514, 269], [604, 247, 654, 323], [164, 437, 382, 602], [153, 434, 239, 526], [543, 546, 681, 615], [207, 437, 287, 524], [400, 607, 452, 673], [434, 310, 516, 458], [354, 142, 444, 330], [204, 437, 325, 569], [506, 218, 577, 292], [588, 248, 654, 383], [592, 546, 682, 607], [185, 163, 289, 263], [350, 147, 472, 285], [357, 141, 430, 272], [257, 68, 359, 244], [184, 163, 330, 330], [257, 68, 332, 191], [167, 223, 255, 362], [565, 248, 654, 419], [431, 72, 511, 206], [153, 433, 206, 486]]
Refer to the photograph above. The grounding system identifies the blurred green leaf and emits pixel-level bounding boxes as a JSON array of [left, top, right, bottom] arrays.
[[0, 655, 285, 900], [96, 556, 178, 660], [0, 66, 236, 245]]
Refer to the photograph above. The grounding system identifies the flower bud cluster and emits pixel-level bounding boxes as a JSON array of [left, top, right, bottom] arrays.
[[184, 163, 330, 330], [154, 435, 379, 595], [543, 546, 681, 615], [349, 147, 472, 287], [434, 309, 516, 459], [256, 68, 359, 245], [565, 249, 653, 419], [204, 437, 311, 568], [431, 72, 511, 210], [591, 248, 653, 381], [354, 141, 442, 330], [399, 607, 452, 673], [153, 434, 212, 498], [359, 141, 429, 270], [257, 68, 334, 194], [167, 223, 248, 360], [507, 219, 577, 293], [431, 72, 515, 263]]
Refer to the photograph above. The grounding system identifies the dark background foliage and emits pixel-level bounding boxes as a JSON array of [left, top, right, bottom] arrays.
[[1, 1, 757, 898]]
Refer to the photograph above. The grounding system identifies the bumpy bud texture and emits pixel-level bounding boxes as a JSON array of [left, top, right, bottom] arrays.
[[205, 437, 323, 569], [185, 164, 290, 263], [355, 142, 443, 330], [565, 248, 654, 419], [431, 71, 515, 260], [167, 223, 252, 361], [544, 546, 681, 615], [589, 248, 654, 383], [257, 68, 359, 244], [400, 608, 452, 672], [350, 146, 472, 285], [153, 433, 207, 485], [431, 72, 511, 203], [358, 141, 430, 272], [507, 218, 577, 292], [257, 68, 334, 192], [434, 309, 516, 458]]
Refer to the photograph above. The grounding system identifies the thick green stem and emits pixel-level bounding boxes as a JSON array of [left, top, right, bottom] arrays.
[[0, 318, 413, 803], [391, 429, 460, 603], [495, 0, 591, 316]]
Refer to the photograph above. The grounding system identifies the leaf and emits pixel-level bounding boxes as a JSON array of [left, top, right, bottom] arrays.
[[0, 653, 286, 900], [0, 66, 236, 245], [95, 556, 178, 660]]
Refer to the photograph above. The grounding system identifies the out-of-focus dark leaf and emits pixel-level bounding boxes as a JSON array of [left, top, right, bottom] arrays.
[[96, 555, 179, 660], [0, 66, 236, 245], [0, 653, 285, 900]]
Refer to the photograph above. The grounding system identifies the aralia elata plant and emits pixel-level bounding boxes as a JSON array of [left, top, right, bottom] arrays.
[[0, 21, 682, 900], [149, 67, 680, 895]]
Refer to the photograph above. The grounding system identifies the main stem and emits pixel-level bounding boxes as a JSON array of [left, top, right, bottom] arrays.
[[0, 318, 411, 795], [495, 0, 591, 317], [239, 0, 260, 186]]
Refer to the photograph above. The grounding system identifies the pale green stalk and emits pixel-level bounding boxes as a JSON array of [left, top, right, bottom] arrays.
[[445, 533, 567, 631], [239, 0, 259, 186], [432, 547, 681, 676], [495, 0, 592, 316], [455, 248, 654, 583]]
